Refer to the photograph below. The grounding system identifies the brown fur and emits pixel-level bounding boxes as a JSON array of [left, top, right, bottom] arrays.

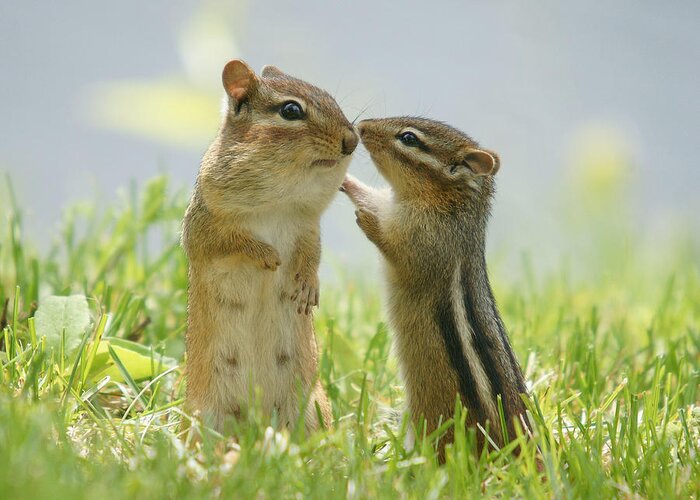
[[342, 117, 529, 461], [182, 60, 357, 434]]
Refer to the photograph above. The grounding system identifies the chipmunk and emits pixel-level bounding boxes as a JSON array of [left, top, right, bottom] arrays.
[[341, 117, 530, 460], [182, 60, 358, 434]]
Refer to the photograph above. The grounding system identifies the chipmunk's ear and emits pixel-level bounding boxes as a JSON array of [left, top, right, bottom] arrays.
[[222, 60, 258, 106], [261, 65, 286, 78], [463, 149, 500, 176]]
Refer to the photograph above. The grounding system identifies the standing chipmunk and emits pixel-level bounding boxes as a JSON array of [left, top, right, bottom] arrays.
[[182, 60, 358, 433], [341, 117, 530, 459]]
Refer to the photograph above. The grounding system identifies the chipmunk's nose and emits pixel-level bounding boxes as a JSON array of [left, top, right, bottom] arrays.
[[356, 119, 374, 138], [342, 128, 359, 155]]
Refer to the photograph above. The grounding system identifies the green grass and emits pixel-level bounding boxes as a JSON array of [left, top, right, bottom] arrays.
[[1, 175, 698, 499]]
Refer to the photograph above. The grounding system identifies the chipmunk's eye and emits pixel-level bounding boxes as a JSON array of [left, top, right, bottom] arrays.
[[398, 131, 421, 147], [280, 101, 305, 120]]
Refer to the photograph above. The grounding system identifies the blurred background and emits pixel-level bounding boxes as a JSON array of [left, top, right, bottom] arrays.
[[1, 0, 698, 279]]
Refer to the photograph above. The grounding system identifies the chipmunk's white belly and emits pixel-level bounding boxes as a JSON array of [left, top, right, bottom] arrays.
[[204, 211, 307, 426]]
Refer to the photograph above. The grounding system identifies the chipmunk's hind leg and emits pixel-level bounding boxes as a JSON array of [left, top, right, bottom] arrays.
[[303, 381, 332, 432]]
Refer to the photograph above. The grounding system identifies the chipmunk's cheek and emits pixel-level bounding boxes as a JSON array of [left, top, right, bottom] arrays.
[[361, 141, 384, 160], [363, 150, 383, 170]]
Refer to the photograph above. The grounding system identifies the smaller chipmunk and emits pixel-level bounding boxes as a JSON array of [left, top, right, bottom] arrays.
[[182, 60, 358, 434], [341, 117, 530, 460]]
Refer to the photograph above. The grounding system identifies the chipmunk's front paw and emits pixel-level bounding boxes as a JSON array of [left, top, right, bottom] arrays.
[[254, 244, 282, 271], [355, 208, 381, 242], [340, 175, 368, 204], [290, 273, 319, 315], [339, 175, 356, 193]]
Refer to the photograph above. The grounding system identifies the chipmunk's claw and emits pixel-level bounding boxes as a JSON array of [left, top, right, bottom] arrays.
[[255, 244, 281, 271], [340, 176, 356, 194], [262, 258, 281, 271], [290, 273, 319, 314], [354, 208, 367, 225], [355, 208, 382, 244]]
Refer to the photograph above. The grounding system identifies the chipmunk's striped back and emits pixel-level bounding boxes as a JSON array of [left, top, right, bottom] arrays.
[[435, 259, 529, 447]]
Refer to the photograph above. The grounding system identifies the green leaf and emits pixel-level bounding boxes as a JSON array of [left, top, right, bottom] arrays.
[[34, 295, 91, 357], [86, 338, 176, 384]]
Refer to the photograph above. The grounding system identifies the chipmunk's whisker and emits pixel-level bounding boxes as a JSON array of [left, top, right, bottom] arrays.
[[352, 102, 373, 125]]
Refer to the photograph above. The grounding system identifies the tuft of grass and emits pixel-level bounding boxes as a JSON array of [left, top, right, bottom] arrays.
[[0, 174, 698, 499]]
